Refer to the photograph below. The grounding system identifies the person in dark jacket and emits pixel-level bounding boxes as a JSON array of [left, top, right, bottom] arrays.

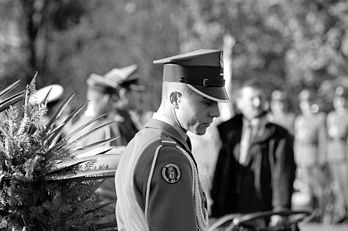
[[210, 80, 296, 226]]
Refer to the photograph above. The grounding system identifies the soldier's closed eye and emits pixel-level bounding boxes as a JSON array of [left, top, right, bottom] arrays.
[[202, 99, 214, 106]]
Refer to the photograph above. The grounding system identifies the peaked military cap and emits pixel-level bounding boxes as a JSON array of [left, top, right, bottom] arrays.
[[153, 49, 229, 102], [29, 84, 64, 104], [87, 64, 144, 94], [104, 64, 145, 91]]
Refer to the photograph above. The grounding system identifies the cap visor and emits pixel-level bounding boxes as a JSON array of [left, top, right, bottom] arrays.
[[187, 84, 230, 103]]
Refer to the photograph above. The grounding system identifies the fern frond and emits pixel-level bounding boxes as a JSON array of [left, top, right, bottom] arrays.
[[30, 72, 37, 85]]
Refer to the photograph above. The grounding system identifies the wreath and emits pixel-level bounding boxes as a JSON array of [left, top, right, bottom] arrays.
[[0, 77, 118, 230]]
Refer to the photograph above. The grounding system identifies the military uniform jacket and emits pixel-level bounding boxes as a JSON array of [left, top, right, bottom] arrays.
[[113, 109, 140, 145], [327, 110, 348, 162], [210, 114, 296, 218], [115, 118, 208, 231], [294, 112, 327, 167]]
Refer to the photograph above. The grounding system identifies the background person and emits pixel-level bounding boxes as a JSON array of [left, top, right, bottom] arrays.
[[103, 64, 145, 144], [269, 89, 296, 135], [326, 86, 348, 223], [293, 89, 327, 222], [70, 65, 140, 230], [210, 80, 296, 227]]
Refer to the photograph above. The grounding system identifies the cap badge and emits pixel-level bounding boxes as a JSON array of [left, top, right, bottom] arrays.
[[161, 163, 181, 184]]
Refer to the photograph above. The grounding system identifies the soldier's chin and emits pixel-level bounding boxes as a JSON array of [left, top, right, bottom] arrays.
[[193, 127, 208, 136]]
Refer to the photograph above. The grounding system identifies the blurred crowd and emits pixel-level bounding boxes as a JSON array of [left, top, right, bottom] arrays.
[[276, 85, 348, 224], [190, 80, 348, 226]]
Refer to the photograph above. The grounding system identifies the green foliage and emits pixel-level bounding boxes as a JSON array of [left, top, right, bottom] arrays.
[[0, 78, 116, 230]]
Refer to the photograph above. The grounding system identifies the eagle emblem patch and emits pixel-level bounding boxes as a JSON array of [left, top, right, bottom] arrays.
[[161, 163, 181, 184]]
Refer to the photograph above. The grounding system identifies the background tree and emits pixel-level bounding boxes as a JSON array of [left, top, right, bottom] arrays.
[[1, 0, 348, 113]]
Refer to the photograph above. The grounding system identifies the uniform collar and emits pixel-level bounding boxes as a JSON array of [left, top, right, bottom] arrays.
[[152, 112, 188, 141], [145, 113, 190, 152]]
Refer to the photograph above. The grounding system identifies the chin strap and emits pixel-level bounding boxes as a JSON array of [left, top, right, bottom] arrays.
[[171, 106, 187, 133]]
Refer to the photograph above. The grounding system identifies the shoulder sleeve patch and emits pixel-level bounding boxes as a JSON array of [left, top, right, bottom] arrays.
[[161, 163, 181, 184]]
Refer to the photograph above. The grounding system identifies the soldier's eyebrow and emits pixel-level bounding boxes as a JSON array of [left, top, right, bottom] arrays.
[[201, 97, 214, 105]]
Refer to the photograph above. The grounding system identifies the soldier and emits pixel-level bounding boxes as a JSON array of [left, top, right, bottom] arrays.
[[326, 86, 348, 223], [294, 89, 327, 221], [72, 65, 140, 148], [70, 65, 141, 230], [103, 64, 145, 145], [115, 49, 229, 231], [269, 89, 296, 135]]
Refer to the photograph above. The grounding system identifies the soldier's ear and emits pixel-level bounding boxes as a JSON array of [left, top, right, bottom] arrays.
[[170, 91, 181, 108]]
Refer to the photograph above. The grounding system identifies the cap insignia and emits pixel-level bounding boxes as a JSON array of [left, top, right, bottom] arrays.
[[161, 163, 181, 184]]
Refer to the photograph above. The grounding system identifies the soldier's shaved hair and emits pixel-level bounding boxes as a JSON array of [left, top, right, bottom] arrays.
[[161, 82, 193, 104]]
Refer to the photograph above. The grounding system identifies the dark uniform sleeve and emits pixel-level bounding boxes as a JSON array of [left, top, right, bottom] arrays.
[[134, 145, 197, 231], [272, 132, 296, 210]]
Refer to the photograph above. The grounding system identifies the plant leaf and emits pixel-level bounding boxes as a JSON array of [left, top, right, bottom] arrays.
[[0, 91, 24, 112], [43, 92, 77, 134], [71, 137, 118, 153], [44, 169, 116, 181], [70, 145, 113, 158], [69, 121, 117, 145], [44, 123, 66, 147], [64, 113, 108, 140], [45, 153, 120, 175], [0, 79, 21, 98]]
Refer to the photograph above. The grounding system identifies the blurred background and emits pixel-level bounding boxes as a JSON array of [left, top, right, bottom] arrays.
[[1, 0, 348, 113]]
